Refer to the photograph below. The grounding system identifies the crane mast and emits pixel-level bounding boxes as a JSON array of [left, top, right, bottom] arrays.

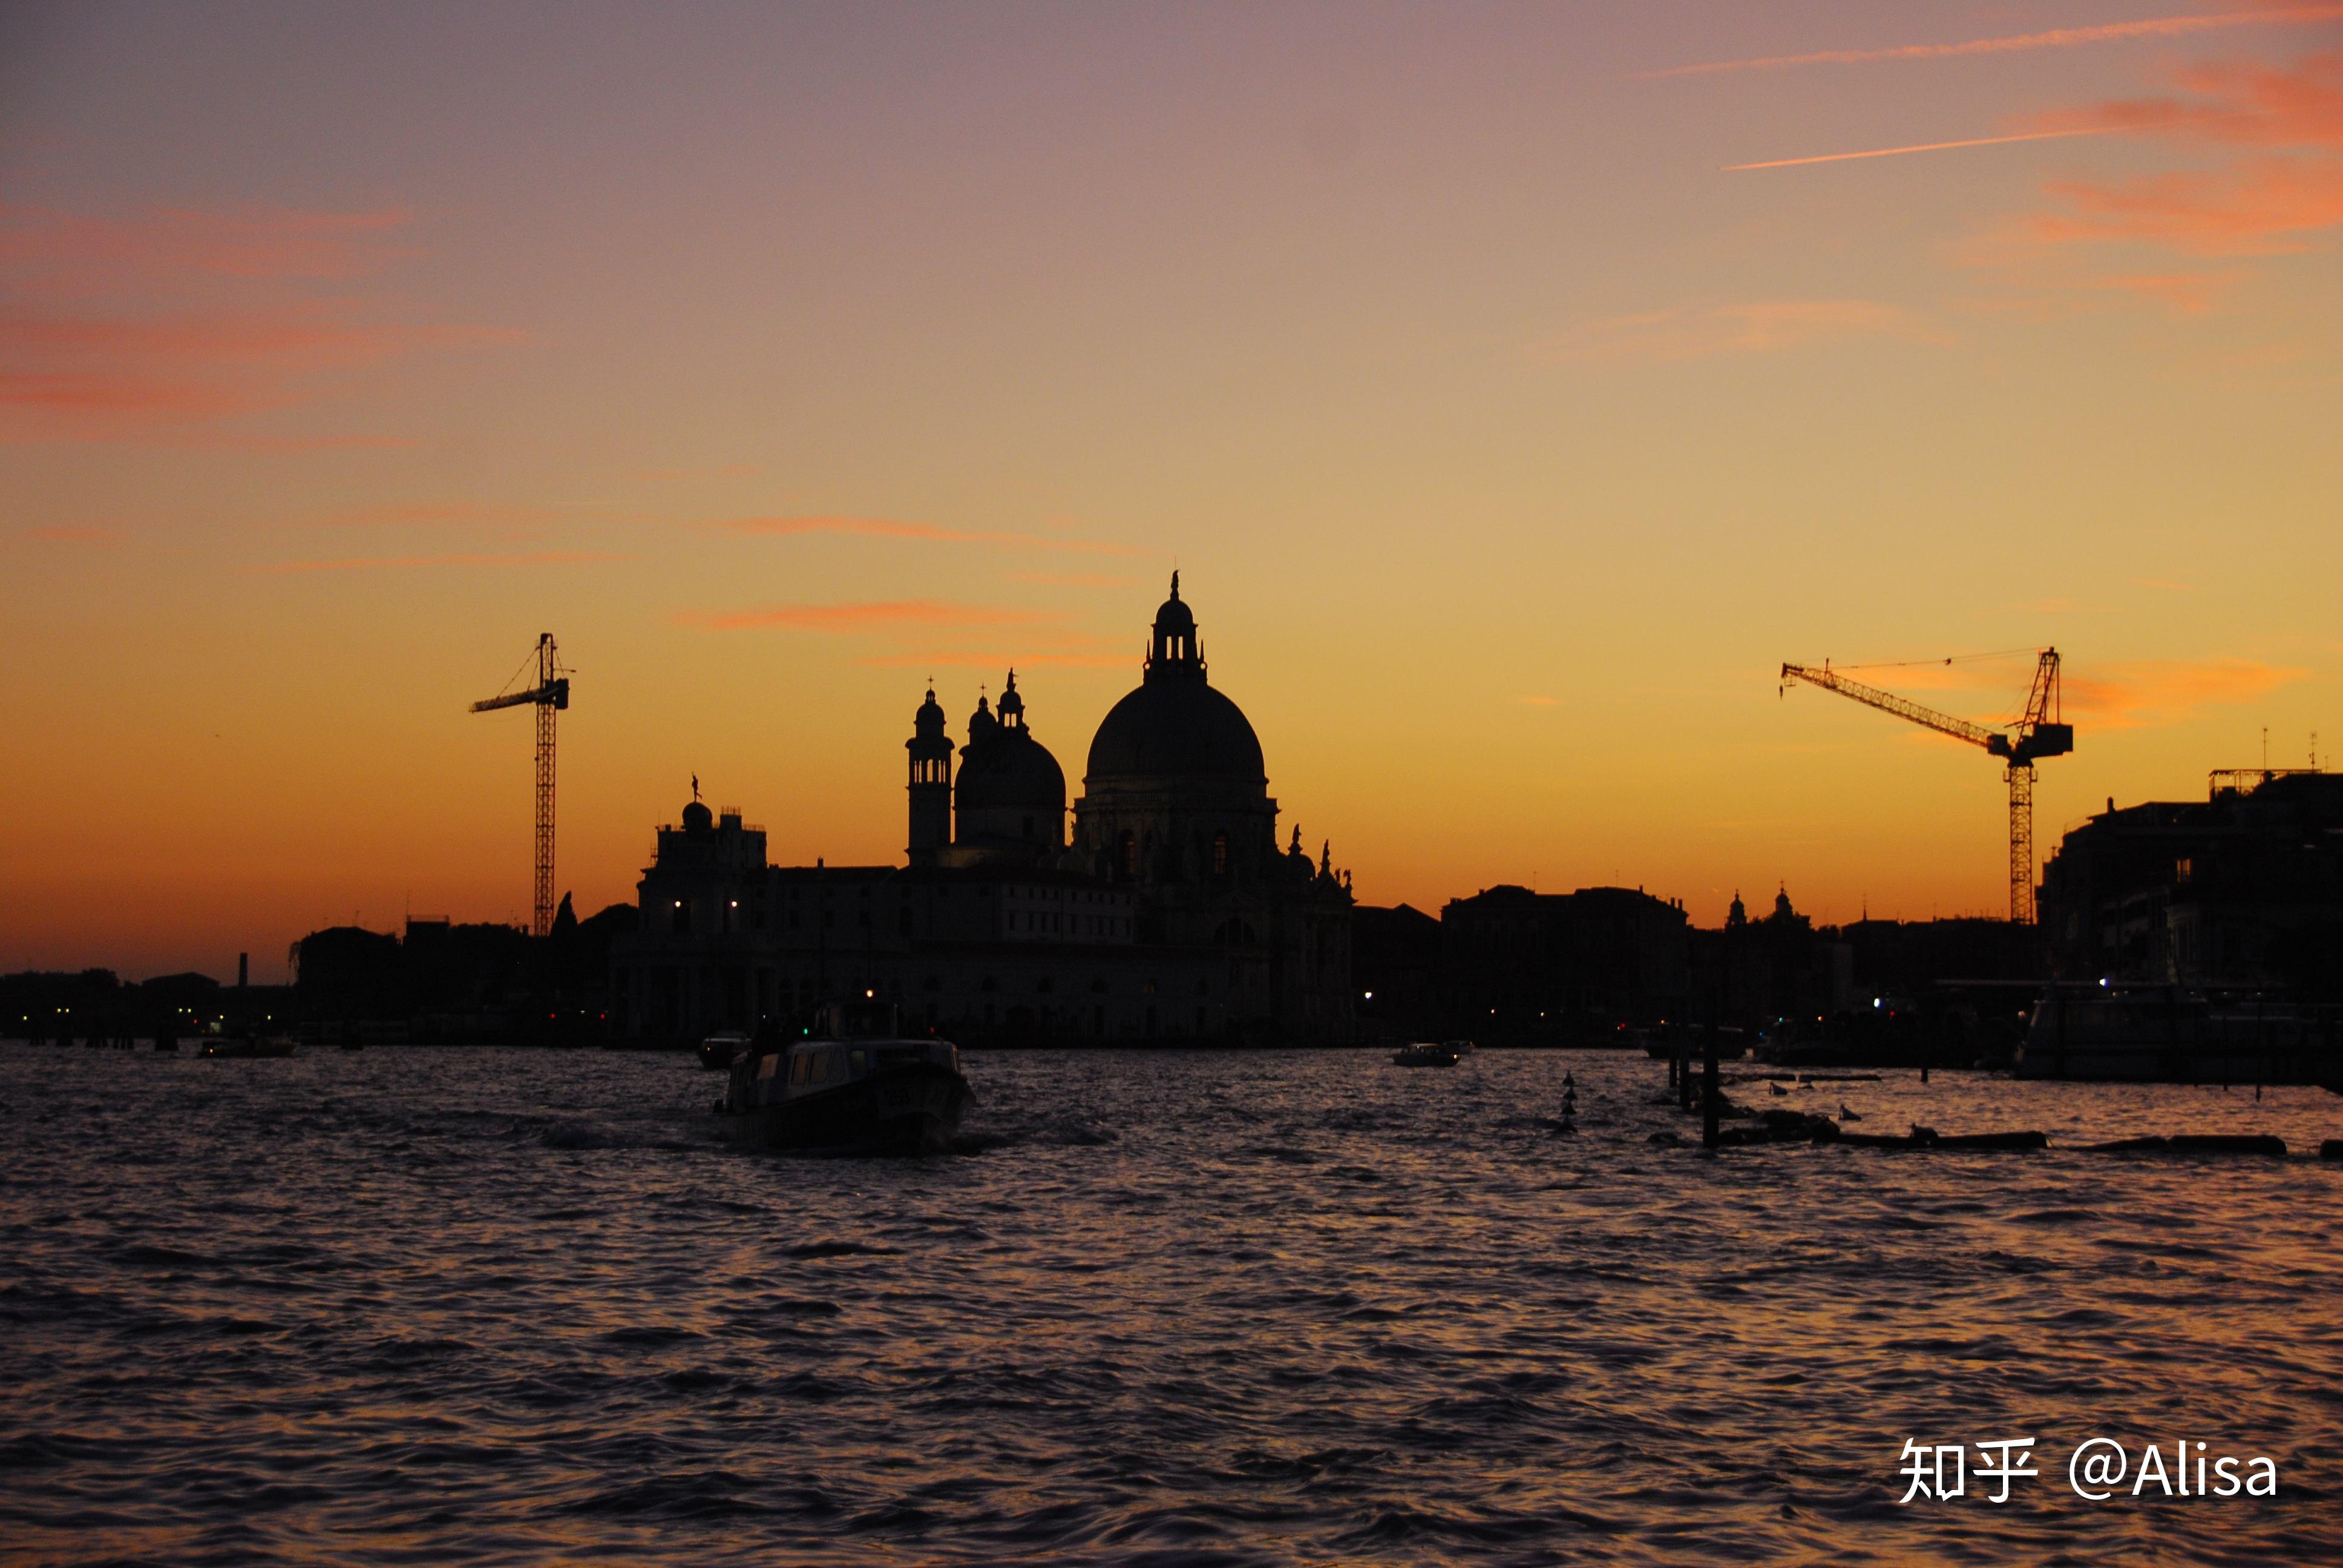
[[1780, 650, 2069, 924], [470, 633, 570, 936]]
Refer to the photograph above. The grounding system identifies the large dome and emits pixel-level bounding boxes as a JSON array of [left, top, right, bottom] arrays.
[[1086, 574, 1266, 785], [1087, 680, 1265, 782]]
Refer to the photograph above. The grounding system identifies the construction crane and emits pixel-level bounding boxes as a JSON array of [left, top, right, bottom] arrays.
[[1780, 649, 2071, 924], [470, 633, 570, 937]]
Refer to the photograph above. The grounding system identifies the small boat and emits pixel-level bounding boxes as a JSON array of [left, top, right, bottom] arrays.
[[718, 1002, 971, 1154], [201, 1034, 298, 1059], [698, 1030, 752, 1070], [1392, 1042, 1462, 1068]]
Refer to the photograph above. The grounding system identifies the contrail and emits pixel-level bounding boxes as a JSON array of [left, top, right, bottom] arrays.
[[1723, 125, 2127, 172], [1645, 6, 2343, 79]]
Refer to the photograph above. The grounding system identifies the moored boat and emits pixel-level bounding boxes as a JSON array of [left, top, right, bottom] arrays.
[[2018, 988, 2343, 1084], [698, 1030, 752, 1070], [200, 1033, 298, 1059], [1392, 1041, 1461, 1067], [718, 1002, 971, 1154]]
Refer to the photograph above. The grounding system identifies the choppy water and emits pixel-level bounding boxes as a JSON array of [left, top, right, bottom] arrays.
[[2, 1042, 2339, 1566]]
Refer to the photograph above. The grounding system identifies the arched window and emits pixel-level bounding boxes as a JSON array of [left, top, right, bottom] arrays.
[[1119, 830, 1138, 880], [1211, 831, 1230, 878]]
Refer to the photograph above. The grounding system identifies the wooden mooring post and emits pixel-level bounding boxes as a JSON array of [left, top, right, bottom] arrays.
[[1702, 1020, 1720, 1151]]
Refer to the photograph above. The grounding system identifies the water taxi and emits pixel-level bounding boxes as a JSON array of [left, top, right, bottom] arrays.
[[718, 1001, 972, 1154]]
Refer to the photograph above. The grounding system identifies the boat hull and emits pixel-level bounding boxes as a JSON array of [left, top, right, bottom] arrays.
[[2018, 995, 2343, 1084], [719, 1063, 972, 1154]]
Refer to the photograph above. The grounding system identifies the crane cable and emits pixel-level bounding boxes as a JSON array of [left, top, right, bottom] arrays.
[[487, 644, 539, 701], [1794, 646, 2051, 731], [1830, 646, 2042, 672]]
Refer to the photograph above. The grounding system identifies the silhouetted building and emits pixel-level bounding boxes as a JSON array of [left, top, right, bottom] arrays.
[[612, 577, 1355, 1044], [1439, 883, 1690, 1040], [1683, 887, 1854, 1033], [287, 904, 631, 1042], [1838, 916, 2037, 999], [2039, 770, 2343, 996], [1352, 903, 1443, 1041]]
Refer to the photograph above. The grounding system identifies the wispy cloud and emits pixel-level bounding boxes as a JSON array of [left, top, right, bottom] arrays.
[[258, 550, 631, 574], [680, 599, 1057, 633], [1724, 126, 2125, 172], [1548, 299, 1948, 362], [0, 203, 518, 444], [2064, 657, 2306, 727], [1645, 7, 2343, 79], [2025, 155, 2343, 254], [715, 515, 1143, 557]]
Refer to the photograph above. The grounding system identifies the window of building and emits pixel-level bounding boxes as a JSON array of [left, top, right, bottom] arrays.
[[1119, 831, 1137, 879], [673, 900, 690, 935], [1212, 831, 1229, 878]]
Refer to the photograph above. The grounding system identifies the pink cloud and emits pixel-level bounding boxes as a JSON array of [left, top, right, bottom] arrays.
[[2024, 156, 2343, 255], [1994, 50, 2343, 263], [0, 204, 518, 445]]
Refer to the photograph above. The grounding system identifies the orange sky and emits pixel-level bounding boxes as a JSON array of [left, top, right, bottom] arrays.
[[4, 2, 2341, 978]]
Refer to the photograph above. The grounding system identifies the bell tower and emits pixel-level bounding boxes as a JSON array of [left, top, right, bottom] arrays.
[[906, 685, 952, 865]]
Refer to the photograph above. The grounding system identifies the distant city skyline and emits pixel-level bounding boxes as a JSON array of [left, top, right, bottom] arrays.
[[5, 3, 2339, 976]]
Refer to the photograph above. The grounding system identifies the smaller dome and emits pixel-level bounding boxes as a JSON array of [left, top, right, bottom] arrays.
[[681, 799, 714, 832], [957, 731, 1066, 815]]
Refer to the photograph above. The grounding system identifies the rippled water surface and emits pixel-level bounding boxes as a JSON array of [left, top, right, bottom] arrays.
[[3, 1043, 2339, 1566]]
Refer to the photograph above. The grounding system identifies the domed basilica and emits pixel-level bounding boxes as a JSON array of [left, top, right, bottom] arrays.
[[612, 577, 1354, 1045]]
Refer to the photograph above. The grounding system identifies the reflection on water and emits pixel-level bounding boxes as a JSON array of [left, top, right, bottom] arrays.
[[2, 1044, 2338, 1565]]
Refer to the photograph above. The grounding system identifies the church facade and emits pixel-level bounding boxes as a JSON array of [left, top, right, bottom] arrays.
[[611, 577, 1355, 1045]]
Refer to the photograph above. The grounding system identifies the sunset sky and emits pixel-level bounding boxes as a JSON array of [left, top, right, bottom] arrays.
[[5, 2, 2341, 979]]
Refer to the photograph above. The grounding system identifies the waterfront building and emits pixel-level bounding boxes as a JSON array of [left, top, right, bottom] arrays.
[[610, 578, 1356, 1044], [2038, 769, 2343, 995]]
